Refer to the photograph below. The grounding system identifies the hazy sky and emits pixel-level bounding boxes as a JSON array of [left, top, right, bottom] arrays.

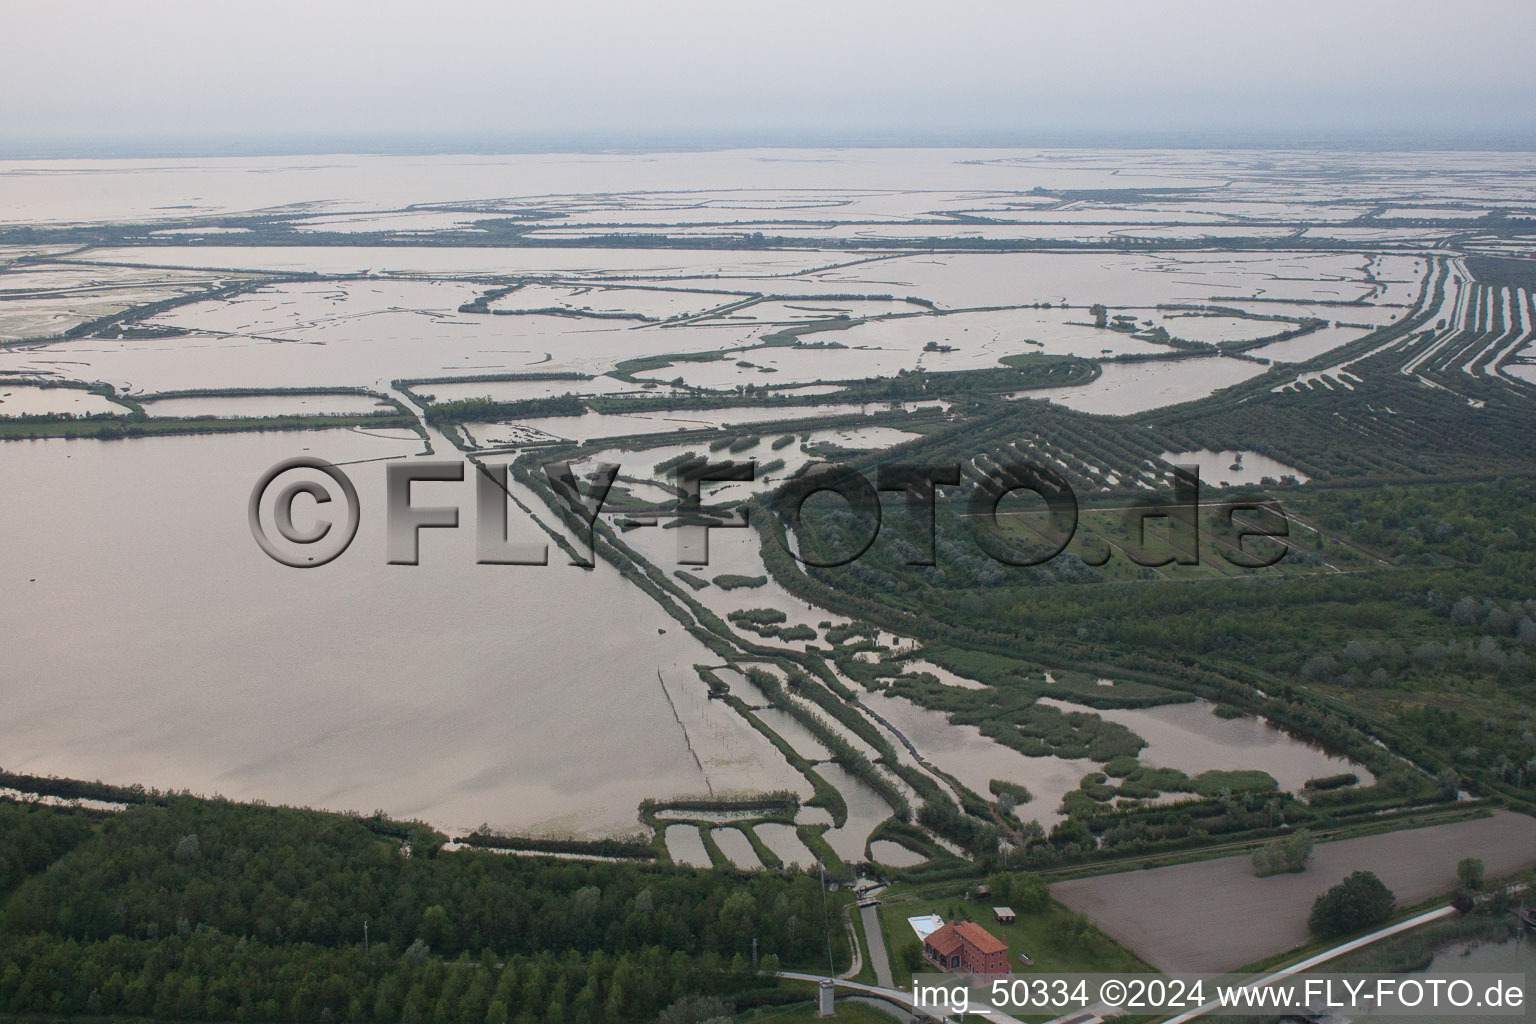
[[7, 0, 1536, 149]]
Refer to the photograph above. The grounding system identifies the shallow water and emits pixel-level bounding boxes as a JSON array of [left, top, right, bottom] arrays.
[[1160, 448, 1310, 486], [1248, 323, 1374, 363], [82, 245, 847, 279], [0, 289, 198, 343], [709, 826, 764, 869], [897, 659, 986, 690], [817, 763, 897, 863], [0, 281, 772, 392], [3, 151, 1520, 231], [0, 428, 803, 838], [1037, 697, 1374, 792], [1354, 934, 1536, 1024], [753, 709, 834, 761], [754, 822, 815, 868], [812, 252, 1419, 310], [139, 392, 390, 418], [869, 839, 928, 867], [0, 148, 1515, 851], [663, 825, 710, 867], [868, 690, 1098, 827], [419, 375, 683, 403], [0, 383, 123, 417], [640, 527, 846, 641], [824, 307, 1159, 367], [476, 401, 941, 445], [1016, 356, 1269, 415]]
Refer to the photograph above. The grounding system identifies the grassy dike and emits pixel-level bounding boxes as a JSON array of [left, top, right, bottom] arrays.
[[1, 381, 422, 440], [0, 410, 418, 440]]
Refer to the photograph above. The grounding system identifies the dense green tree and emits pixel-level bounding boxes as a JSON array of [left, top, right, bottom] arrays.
[[0, 797, 843, 1023], [1252, 830, 1313, 876], [1308, 871, 1395, 939], [1457, 857, 1485, 891]]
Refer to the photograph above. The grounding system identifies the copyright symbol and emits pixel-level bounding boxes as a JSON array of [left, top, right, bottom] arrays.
[[1100, 980, 1126, 1007], [249, 457, 360, 568]]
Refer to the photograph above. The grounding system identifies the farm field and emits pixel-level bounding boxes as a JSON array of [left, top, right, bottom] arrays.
[[1049, 811, 1536, 972]]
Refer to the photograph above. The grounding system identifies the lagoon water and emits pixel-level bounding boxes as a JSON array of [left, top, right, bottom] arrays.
[[868, 689, 1099, 827], [754, 822, 815, 868], [0, 383, 123, 417], [1159, 448, 1310, 486], [0, 428, 802, 839], [1038, 696, 1373, 792], [1018, 356, 1269, 414], [1, 147, 1510, 852]]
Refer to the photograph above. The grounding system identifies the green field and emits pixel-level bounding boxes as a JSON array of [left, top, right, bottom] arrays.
[[871, 890, 1151, 988]]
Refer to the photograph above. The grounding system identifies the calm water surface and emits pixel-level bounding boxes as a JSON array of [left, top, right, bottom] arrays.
[[0, 428, 802, 838]]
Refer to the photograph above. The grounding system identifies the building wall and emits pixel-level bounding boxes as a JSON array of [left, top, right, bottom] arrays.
[[926, 930, 1008, 976], [961, 943, 1007, 976]]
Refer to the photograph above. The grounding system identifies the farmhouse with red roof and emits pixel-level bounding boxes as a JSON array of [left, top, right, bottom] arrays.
[[921, 920, 1009, 977]]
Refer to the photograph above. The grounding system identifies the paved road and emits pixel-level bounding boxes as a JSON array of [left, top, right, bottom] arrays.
[[862, 903, 894, 989], [780, 972, 1021, 1024]]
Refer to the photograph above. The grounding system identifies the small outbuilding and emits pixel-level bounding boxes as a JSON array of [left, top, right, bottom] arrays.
[[993, 906, 1016, 925]]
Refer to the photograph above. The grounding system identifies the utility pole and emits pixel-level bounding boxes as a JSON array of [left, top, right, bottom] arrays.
[[364, 918, 369, 954], [819, 858, 834, 976], [752, 937, 758, 970]]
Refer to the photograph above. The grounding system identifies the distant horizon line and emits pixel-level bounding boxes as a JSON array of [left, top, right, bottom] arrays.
[[6, 127, 1536, 160]]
